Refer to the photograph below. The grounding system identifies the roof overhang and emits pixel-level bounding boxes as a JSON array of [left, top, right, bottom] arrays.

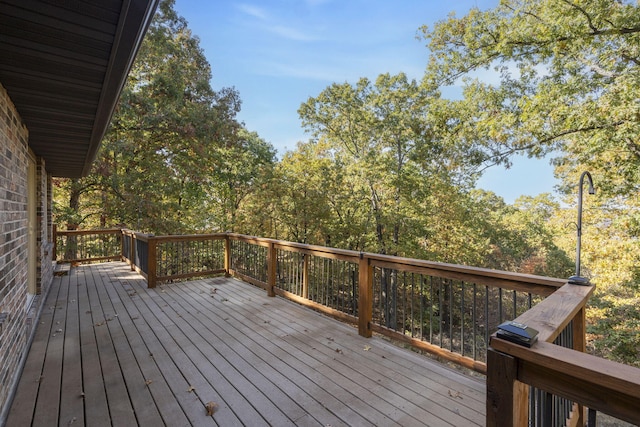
[[0, 0, 159, 177]]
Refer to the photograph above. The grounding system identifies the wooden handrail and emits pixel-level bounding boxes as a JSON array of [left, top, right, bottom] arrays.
[[491, 340, 640, 425], [486, 282, 640, 427], [227, 233, 565, 294], [54, 228, 123, 236]]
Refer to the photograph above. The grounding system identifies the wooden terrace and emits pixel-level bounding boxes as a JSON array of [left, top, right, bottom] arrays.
[[6, 228, 640, 426], [6, 262, 484, 426]]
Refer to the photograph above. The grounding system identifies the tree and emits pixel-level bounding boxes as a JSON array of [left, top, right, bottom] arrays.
[[205, 129, 276, 232], [299, 73, 481, 256], [421, 0, 640, 365], [421, 0, 640, 192], [55, 0, 248, 234]]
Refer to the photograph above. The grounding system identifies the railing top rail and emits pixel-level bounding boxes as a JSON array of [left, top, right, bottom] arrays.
[[56, 228, 123, 235], [121, 229, 153, 241], [497, 283, 594, 344], [492, 337, 640, 425], [228, 233, 566, 293], [148, 233, 227, 243]]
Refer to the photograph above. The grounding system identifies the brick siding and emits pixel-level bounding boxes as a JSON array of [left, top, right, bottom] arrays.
[[0, 82, 53, 416]]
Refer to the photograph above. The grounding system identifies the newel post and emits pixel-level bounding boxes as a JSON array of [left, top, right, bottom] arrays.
[[130, 232, 136, 271], [267, 241, 276, 297], [119, 229, 125, 261], [358, 254, 373, 338], [224, 234, 231, 277], [147, 237, 157, 289], [486, 347, 529, 427], [573, 306, 587, 426]]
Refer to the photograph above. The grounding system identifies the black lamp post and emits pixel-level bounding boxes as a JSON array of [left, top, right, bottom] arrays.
[[568, 171, 595, 286]]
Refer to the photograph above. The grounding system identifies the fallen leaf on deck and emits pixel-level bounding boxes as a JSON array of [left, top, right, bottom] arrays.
[[205, 401, 218, 416], [335, 348, 343, 354], [145, 379, 153, 386], [95, 322, 104, 326], [363, 345, 371, 351], [187, 385, 195, 393], [448, 390, 462, 399]]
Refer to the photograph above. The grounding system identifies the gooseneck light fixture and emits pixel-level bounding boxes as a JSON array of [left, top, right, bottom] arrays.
[[568, 171, 595, 286]]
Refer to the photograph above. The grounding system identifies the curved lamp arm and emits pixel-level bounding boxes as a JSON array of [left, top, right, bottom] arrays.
[[569, 171, 595, 285]]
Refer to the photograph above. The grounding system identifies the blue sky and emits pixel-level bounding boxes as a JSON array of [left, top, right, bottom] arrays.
[[173, 0, 559, 204]]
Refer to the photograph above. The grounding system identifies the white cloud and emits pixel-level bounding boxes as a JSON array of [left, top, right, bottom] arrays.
[[268, 25, 319, 42], [236, 4, 269, 20]]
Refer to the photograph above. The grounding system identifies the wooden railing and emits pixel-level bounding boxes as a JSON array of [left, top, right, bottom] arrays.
[[53, 228, 640, 426], [225, 233, 567, 373], [120, 230, 226, 287], [487, 283, 640, 427], [53, 226, 122, 264]]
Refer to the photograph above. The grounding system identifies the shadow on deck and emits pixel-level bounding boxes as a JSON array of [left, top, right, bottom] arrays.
[[6, 262, 485, 426]]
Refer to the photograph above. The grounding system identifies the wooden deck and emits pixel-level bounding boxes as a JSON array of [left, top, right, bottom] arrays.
[[6, 262, 485, 427]]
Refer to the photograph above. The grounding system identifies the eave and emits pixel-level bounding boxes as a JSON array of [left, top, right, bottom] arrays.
[[0, 0, 159, 177]]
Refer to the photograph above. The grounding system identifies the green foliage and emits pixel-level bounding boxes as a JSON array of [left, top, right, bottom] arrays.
[[54, 0, 274, 235], [298, 73, 486, 256], [51, 0, 640, 366], [421, 0, 640, 365], [421, 0, 640, 173]]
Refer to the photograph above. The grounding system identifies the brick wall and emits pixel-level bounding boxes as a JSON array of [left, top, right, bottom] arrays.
[[0, 82, 52, 416], [0, 82, 29, 415]]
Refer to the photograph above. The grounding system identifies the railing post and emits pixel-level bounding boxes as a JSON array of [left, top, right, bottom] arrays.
[[224, 234, 231, 277], [358, 254, 372, 338], [267, 241, 276, 297], [574, 306, 587, 426], [130, 232, 136, 271], [302, 253, 309, 299], [486, 347, 529, 427], [119, 229, 124, 262], [148, 237, 157, 288]]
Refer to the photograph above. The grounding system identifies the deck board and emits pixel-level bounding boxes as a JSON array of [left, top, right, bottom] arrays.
[[6, 262, 486, 426]]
